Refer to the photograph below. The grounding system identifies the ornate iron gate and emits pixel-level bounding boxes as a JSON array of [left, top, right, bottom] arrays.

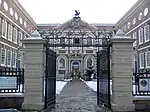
[[39, 14, 113, 110], [45, 45, 56, 109], [97, 47, 111, 109]]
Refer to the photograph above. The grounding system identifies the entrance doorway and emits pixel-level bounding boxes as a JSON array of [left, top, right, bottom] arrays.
[[71, 61, 80, 78]]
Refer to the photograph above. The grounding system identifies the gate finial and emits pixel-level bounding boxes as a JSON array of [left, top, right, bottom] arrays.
[[75, 10, 80, 17]]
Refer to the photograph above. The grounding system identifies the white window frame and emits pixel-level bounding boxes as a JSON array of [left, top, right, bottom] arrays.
[[132, 32, 137, 47], [145, 51, 150, 68], [13, 27, 17, 44], [7, 50, 12, 67], [19, 31, 23, 46], [138, 28, 144, 45], [1, 48, 6, 66], [139, 53, 144, 69], [144, 25, 150, 42], [2, 19, 7, 39], [12, 52, 17, 68], [8, 24, 13, 41]]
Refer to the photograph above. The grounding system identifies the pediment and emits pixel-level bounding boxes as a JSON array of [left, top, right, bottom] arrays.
[[53, 17, 98, 32]]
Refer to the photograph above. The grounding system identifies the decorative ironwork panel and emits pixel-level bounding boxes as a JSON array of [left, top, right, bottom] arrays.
[[97, 48, 111, 109], [0, 67, 24, 93], [45, 48, 56, 109]]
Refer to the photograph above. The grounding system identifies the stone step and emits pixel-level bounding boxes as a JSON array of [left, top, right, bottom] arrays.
[[0, 109, 18, 112]]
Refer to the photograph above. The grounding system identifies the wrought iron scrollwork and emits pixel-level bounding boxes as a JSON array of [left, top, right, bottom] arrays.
[[39, 16, 113, 47]]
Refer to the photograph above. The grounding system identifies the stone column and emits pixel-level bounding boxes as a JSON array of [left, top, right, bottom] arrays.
[[22, 36, 45, 111], [110, 30, 135, 111]]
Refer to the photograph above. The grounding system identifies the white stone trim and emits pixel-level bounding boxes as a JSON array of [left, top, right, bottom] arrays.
[[0, 41, 18, 50], [126, 17, 150, 35], [0, 93, 24, 97], [0, 10, 30, 36]]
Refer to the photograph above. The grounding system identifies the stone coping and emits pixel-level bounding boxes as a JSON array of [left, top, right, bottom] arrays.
[[133, 96, 150, 100], [0, 93, 24, 97]]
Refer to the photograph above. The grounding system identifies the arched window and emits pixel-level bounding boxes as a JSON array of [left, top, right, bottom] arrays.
[[59, 58, 65, 68], [87, 58, 92, 68]]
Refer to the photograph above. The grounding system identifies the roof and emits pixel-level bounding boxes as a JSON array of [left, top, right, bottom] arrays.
[[114, 0, 146, 29]]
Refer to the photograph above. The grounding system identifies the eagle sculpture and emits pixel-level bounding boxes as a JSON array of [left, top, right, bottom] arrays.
[[75, 10, 80, 17]]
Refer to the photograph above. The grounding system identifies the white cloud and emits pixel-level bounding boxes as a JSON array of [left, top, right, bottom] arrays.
[[19, 0, 138, 24]]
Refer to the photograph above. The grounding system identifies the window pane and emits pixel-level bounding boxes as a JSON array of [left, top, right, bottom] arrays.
[[13, 27, 17, 43], [7, 50, 11, 66], [139, 28, 143, 44], [2, 20, 7, 38], [139, 53, 144, 68], [8, 24, 13, 41], [146, 52, 150, 67], [1, 49, 6, 65], [144, 25, 150, 41], [12, 52, 16, 67]]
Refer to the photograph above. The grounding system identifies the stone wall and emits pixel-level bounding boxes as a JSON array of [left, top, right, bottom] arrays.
[[134, 99, 150, 111], [0, 97, 23, 110]]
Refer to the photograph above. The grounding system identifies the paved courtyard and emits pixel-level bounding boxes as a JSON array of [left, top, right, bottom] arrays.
[[51, 79, 97, 112]]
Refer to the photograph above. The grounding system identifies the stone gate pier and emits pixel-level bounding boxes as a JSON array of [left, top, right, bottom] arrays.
[[22, 32, 45, 111], [110, 30, 135, 111]]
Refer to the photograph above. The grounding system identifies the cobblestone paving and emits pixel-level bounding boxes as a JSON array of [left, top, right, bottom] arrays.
[[51, 79, 97, 112]]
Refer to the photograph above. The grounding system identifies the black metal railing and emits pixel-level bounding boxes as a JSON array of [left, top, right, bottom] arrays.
[[0, 67, 24, 93], [133, 72, 150, 96]]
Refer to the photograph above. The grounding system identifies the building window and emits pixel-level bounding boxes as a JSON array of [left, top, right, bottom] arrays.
[[138, 28, 144, 44], [1, 48, 6, 66], [144, 25, 150, 42], [19, 31, 23, 46], [7, 50, 11, 67], [2, 19, 7, 39], [13, 27, 17, 44], [139, 53, 144, 69], [12, 52, 17, 67], [132, 32, 137, 47], [8, 24, 13, 41], [17, 53, 21, 68], [145, 51, 150, 68]]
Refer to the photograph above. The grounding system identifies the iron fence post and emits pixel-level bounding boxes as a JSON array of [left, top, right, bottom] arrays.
[[107, 46, 111, 108], [44, 42, 48, 109]]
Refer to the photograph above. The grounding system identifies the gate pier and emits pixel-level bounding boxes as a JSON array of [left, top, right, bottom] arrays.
[[110, 30, 135, 111], [22, 35, 45, 111]]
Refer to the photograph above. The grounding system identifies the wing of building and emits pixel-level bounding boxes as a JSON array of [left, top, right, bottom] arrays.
[[0, 0, 37, 69], [114, 0, 150, 73]]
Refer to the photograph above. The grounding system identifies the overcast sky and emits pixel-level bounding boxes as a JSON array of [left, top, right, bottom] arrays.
[[18, 0, 138, 24]]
